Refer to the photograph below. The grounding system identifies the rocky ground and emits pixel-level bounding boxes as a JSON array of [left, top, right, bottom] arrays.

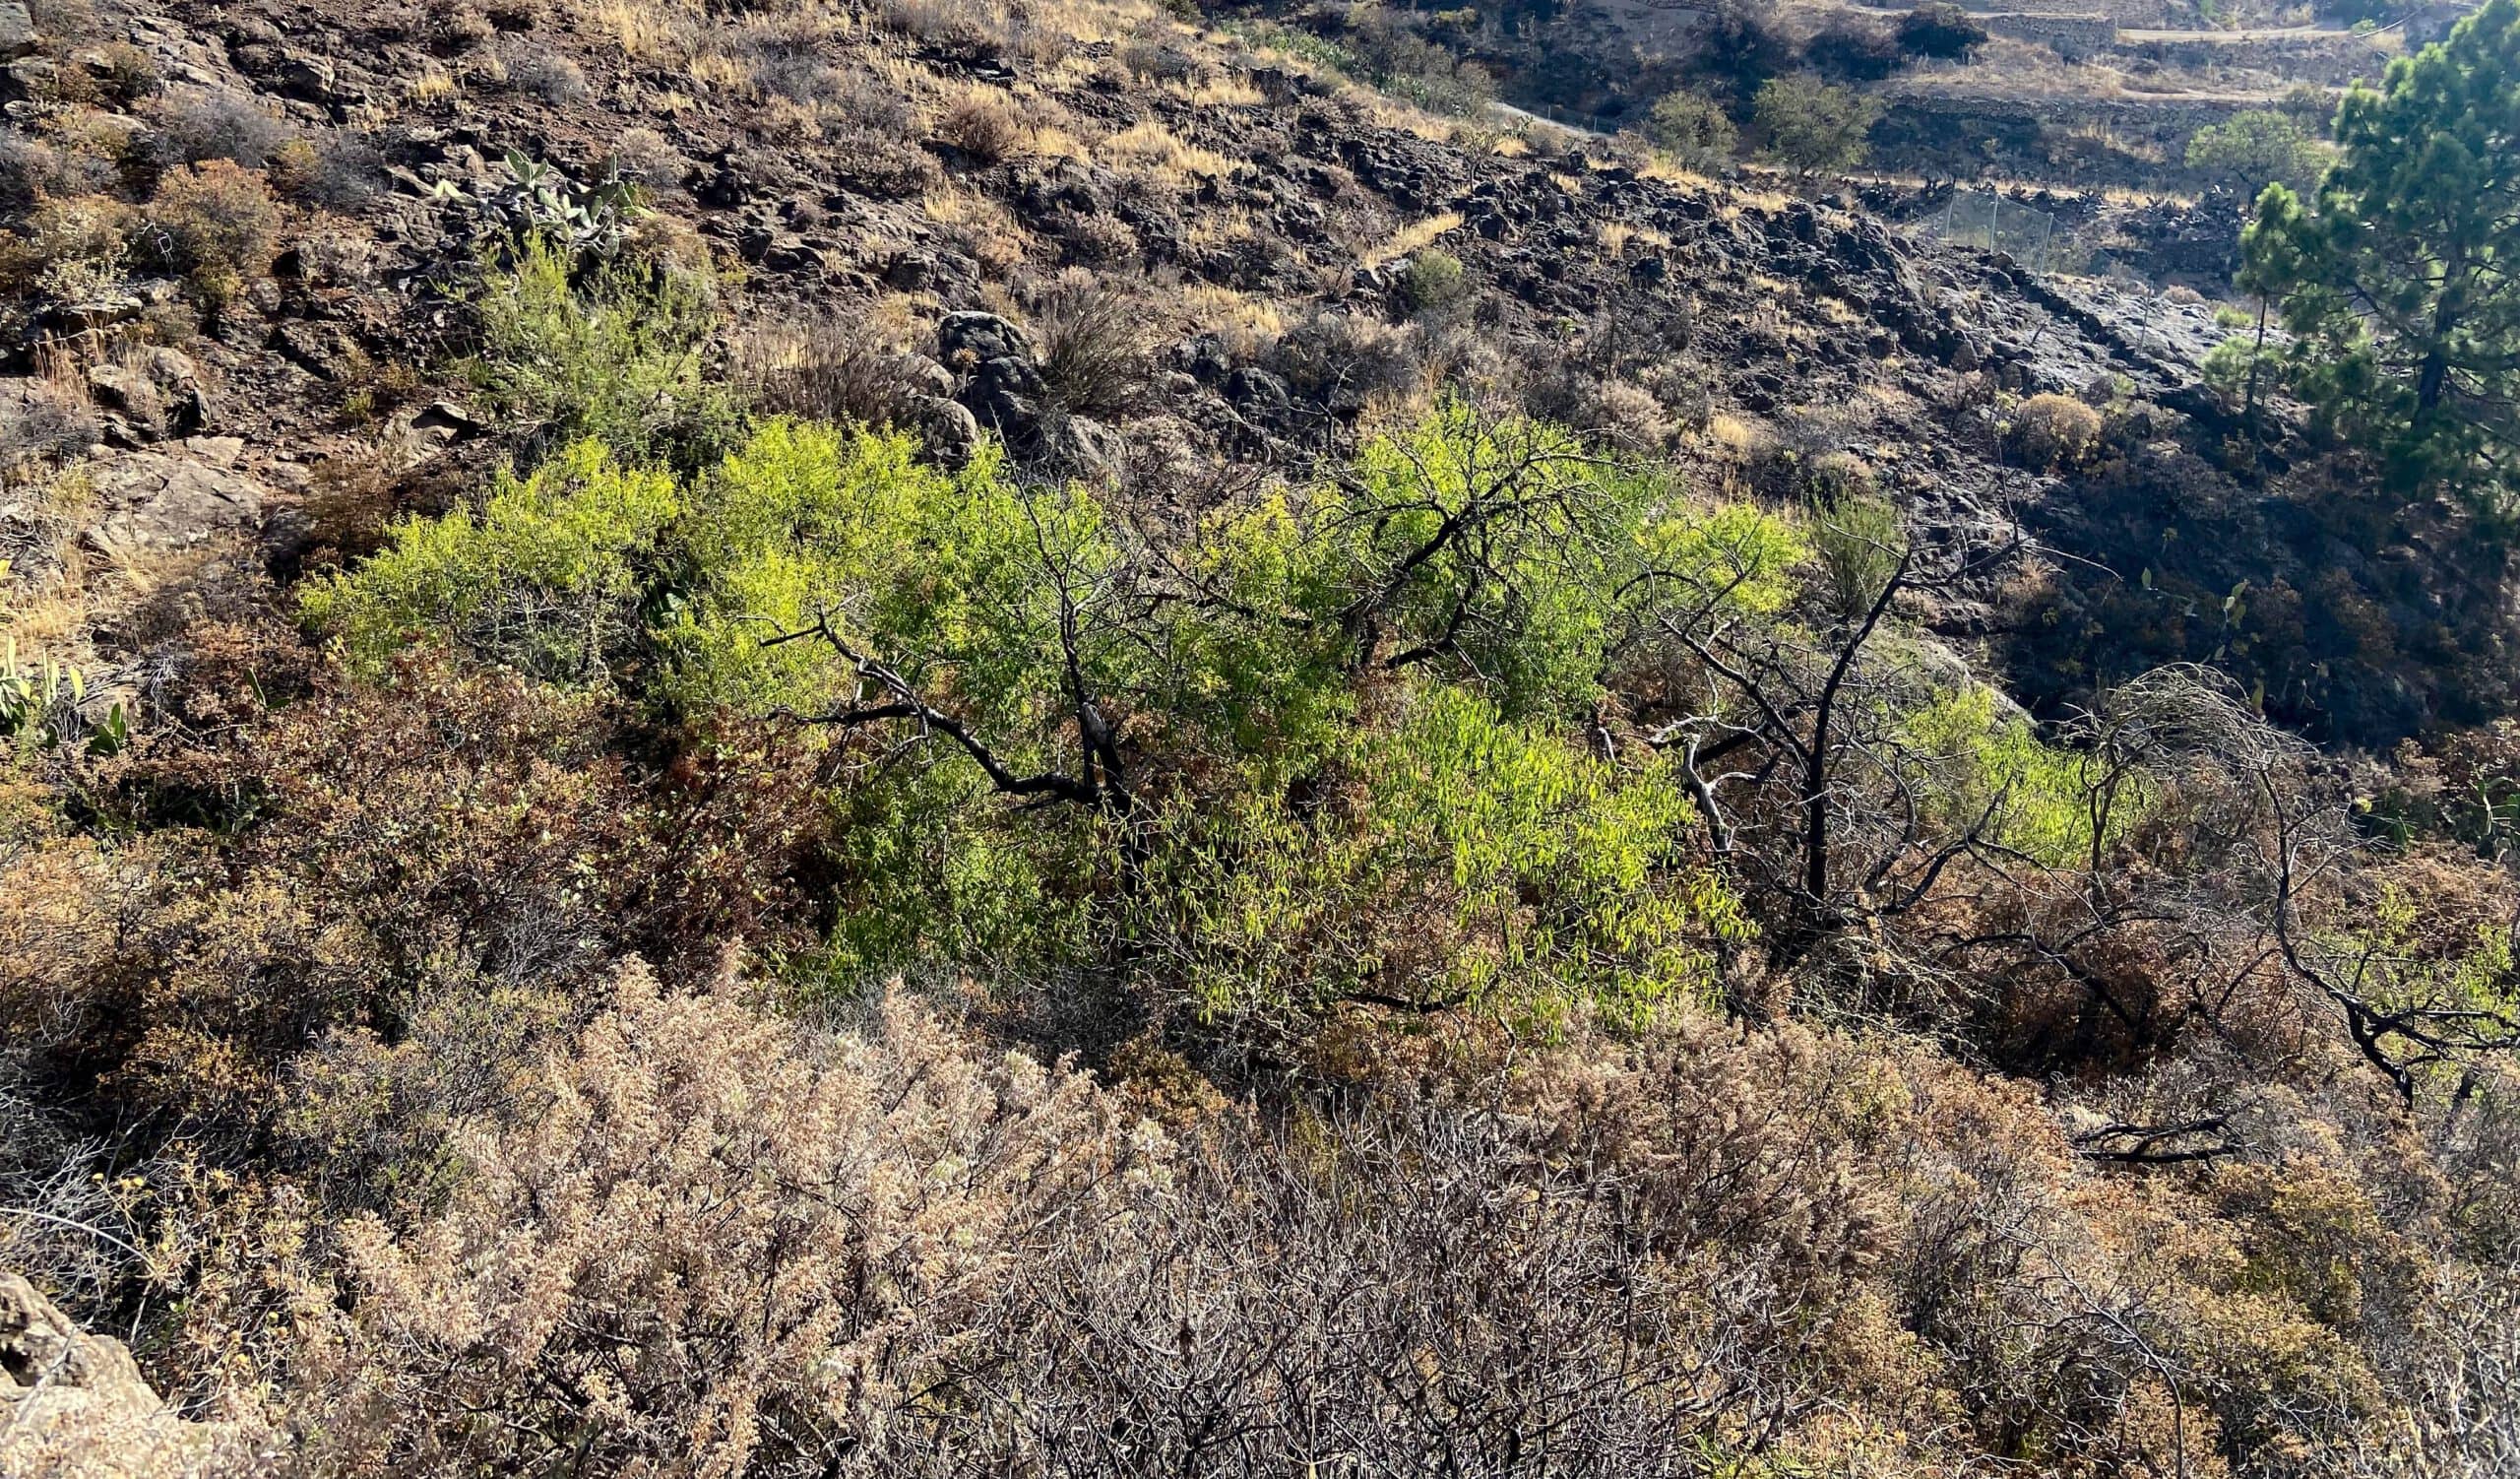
[[0, 0, 2309, 740]]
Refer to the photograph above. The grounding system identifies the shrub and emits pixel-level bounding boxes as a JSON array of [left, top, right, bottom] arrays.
[[0, 377, 102, 468], [1753, 74, 1880, 177], [732, 313, 922, 429], [1032, 283, 1151, 418], [468, 234, 734, 467], [1399, 247, 1468, 313], [1646, 89, 1739, 171], [2009, 392, 2104, 471], [265, 130, 385, 211], [1809, 484, 1906, 625], [0, 133, 117, 212], [2185, 108, 2332, 197], [494, 39, 589, 102], [301, 438, 679, 681], [141, 159, 280, 304], [936, 91, 1026, 163], [0, 192, 131, 301], [1804, 20, 1903, 82], [607, 126, 684, 187], [1897, 3, 1987, 60], [151, 88, 291, 170], [1144, 685, 1746, 1032]]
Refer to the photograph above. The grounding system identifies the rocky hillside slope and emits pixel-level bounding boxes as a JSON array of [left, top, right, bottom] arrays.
[[9, 0, 2472, 748]]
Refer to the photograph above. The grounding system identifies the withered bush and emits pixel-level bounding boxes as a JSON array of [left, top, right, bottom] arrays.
[[281, 978, 1883, 1475], [2010, 391, 2105, 472], [141, 159, 280, 305], [936, 92, 1026, 163], [2, 653, 827, 1153], [1031, 283, 1152, 418], [731, 312, 924, 428], [150, 87, 292, 170]]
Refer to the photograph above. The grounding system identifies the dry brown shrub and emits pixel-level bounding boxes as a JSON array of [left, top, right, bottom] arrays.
[[935, 92, 1026, 163], [143, 160, 280, 305], [292, 966, 1145, 1475], [2010, 391, 2104, 472], [1030, 282, 1152, 418]]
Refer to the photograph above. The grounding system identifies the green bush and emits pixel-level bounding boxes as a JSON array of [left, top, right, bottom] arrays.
[[301, 438, 679, 682], [1753, 74, 1881, 178], [310, 402, 1805, 1019], [470, 234, 735, 469], [1399, 247, 1468, 313], [2184, 109, 2332, 196], [1142, 685, 1749, 1032], [1646, 90, 1739, 172]]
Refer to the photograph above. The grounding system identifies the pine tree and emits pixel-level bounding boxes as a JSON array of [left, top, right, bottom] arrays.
[[2238, 0, 2520, 520]]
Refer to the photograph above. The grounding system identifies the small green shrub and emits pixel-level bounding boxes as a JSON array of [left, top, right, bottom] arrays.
[[469, 234, 734, 468], [1646, 90, 1738, 172], [1400, 248, 1468, 313], [301, 438, 680, 682]]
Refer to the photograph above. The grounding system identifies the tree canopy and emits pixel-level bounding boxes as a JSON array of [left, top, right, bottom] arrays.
[[2238, 0, 2520, 521]]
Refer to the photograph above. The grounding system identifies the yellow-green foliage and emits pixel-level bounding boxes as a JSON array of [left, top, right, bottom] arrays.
[[1638, 499, 1808, 618], [471, 235, 734, 466], [307, 407, 1786, 1022], [1143, 686, 1747, 1031], [302, 439, 679, 682], [1319, 404, 1645, 716], [668, 419, 1043, 719], [1901, 684, 2146, 868]]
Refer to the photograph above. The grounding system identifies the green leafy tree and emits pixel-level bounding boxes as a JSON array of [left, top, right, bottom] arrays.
[[1752, 74, 1881, 179], [1646, 90, 1739, 172], [2238, 0, 2520, 520], [2185, 109, 2333, 197]]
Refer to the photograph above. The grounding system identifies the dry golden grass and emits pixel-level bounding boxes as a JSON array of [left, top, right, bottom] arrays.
[[1633, 154, 1715, 188], [1599, 222, 1672, 258], [686, 50, 751, 93], [1364, 212, 1464, 268], [1101, 119, 1234, 179], [1170, 73, 1265, 108], [1180, 283, 1285, 358], [588, 0, 687, 59], [923, 183, 1031, 274], [1702, 411, 1776, 462], [407, 64, 458, 101]]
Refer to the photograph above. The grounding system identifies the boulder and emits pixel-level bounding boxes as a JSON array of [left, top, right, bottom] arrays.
[[905, 393, 982, 469], [84, 350, 211, 443], [937, 311, 1033, 371], [960, 355, 1044, 439], [1, 1273, 264, 1477], [85, 449, 268, 551]]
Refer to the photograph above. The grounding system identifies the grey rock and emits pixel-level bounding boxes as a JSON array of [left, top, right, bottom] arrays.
[[85, 450, 267, 551], [905, 393, 982, 469], [937, 311, 1033, 370], [86, 363, 166, 437]]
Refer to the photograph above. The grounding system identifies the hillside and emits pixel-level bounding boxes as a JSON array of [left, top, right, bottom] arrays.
[[2, 0, 2516, 1474]]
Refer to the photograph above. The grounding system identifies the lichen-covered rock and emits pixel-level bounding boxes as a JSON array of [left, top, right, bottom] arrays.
[[0, 1272, 267, 1478], [83, 447, 267, 552]]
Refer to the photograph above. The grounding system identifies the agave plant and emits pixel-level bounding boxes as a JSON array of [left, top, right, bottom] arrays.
[[1, 636, 128, 754], [481, 150, 646, 257]]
